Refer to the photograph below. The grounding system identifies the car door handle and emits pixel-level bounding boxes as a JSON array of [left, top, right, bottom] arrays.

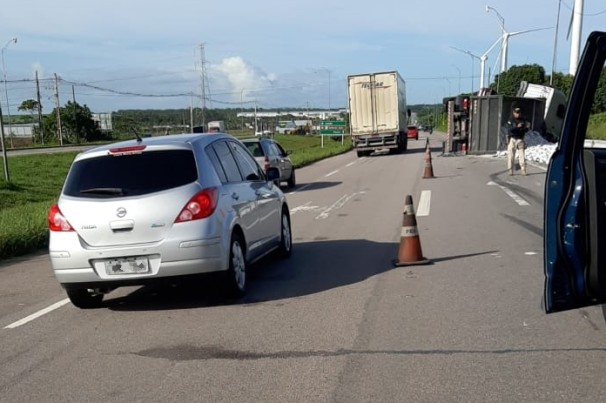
[[109, 219, 135, 232]]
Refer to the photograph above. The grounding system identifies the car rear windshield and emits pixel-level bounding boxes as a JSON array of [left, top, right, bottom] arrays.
[[243, 142, 264, 157], [62, 149, 198, 198]]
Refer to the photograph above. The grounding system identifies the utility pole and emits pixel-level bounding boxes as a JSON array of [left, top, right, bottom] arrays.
[[199, 43, 208, 130], [54, 73, 63, 146], [2, 37, 17, 148], [189, 95, 194, 133], [254, 100, 258, 134], [72, 85, 79, 144], [240, 89, 245, 132], [35, 70, 44, 144], [0, 103, 9, 182]]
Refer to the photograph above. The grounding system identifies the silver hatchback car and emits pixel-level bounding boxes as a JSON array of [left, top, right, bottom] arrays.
[[240, 137, 296, 188], [48, 133, 292, 308]]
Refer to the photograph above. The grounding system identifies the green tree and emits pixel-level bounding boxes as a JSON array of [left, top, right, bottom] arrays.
[[18, 99, 41, 115], [547, 72, 574, 98], [592, 67, 606, 114], [18, 99, 44, 143], [490, 64, 546, 96], [43, 101, 104, 144]]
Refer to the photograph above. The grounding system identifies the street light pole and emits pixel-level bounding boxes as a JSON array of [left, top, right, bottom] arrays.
[[240, 88, 245, 131], [451, 64, 461, 94], [450, 46, 481, 94], [316, 67, 332, 116], [486, 5, 505, 73], [1, 37, 17, 147], [551, 0, 562, 85], [0, 103, 9, 182], [327, 69, 331, 112]]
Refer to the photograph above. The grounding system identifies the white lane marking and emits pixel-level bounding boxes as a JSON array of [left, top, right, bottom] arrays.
[[417, 190, 431, 217], [287, 155, 358, 194], [316, 193, 358, 220], [4, 299, 70, 329], [487, 181, 530, 206], [290, 201, 322, 215]]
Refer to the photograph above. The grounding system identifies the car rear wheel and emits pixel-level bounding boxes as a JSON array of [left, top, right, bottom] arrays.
[[287, 169, 296, 188], [224, 232, 246, 298], [66, 289, 104, 309], [278, 208, 292, 258]]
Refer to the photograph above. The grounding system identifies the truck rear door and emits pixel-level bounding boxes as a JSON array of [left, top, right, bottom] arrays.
[[348, 73, 399, 136]]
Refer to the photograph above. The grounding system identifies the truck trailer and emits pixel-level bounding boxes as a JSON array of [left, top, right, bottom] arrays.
[[347, 71, 409, 157]]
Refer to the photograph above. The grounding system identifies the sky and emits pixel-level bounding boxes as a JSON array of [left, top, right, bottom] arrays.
[[1, 0, 605, 114]]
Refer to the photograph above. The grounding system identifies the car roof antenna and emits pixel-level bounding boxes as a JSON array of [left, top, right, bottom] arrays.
[[131, 128, 143, 143]]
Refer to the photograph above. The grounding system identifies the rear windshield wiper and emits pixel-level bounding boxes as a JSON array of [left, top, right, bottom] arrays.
[[79, 188, 126, 195]]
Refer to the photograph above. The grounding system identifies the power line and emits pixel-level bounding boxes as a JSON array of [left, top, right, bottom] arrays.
[[60, 79, 194, 98]]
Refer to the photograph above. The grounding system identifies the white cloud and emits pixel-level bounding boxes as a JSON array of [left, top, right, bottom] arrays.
[[211, 57, 277, 103]]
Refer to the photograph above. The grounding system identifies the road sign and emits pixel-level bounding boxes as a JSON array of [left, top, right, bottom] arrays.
[[320, 120, 346, 127], [320, 120, 346, 136]]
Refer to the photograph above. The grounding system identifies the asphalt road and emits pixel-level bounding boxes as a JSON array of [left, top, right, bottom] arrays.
[[1, 134, 606, 402]]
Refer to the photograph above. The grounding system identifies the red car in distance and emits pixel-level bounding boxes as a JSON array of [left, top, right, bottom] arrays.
[[407, 125, 419, 141]]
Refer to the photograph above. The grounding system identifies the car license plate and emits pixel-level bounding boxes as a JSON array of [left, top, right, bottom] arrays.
[[104, 257, 150, 275]]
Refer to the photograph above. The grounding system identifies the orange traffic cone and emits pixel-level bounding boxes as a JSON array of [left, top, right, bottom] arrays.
[[422, 142, 435, 179], [393, 195, 430, 267]]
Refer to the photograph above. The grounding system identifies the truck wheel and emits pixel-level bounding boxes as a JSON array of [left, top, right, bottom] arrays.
[[356, 150, 365, 158]]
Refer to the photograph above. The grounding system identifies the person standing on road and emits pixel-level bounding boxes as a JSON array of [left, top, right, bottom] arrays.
[[506, 106, 530, 176]]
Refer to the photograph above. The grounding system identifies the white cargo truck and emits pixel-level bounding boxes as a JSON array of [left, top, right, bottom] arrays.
[[347, 71, 409, 157], [207, 120, 225, 133]]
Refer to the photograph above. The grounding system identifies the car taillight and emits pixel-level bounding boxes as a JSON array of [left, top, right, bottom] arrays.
[[175, 188, 219, 222], [48, 204, 75, 232], [263, 156, 270, 172], [108, 145, 146, 155]]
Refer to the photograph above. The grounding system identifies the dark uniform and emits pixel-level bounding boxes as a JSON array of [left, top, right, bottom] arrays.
[[505, 107, 530, 175]]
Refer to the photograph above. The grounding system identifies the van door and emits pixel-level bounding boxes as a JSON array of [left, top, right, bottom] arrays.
[[543, 31, 606, 313]]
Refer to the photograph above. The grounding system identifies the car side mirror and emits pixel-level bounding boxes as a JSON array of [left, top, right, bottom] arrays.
[[266, 167, 280, 182]]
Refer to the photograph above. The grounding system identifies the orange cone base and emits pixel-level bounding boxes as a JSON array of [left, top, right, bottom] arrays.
[[392, 257, 431, 267]]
